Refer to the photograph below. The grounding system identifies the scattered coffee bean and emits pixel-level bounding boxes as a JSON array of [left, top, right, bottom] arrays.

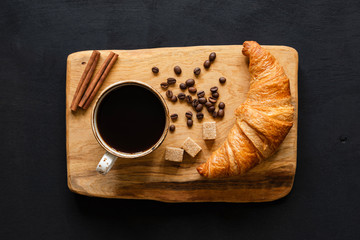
[[170, 95, 178, 102], [204, 60, 211, 68], [212, 92, 219, 98], [178, 92, 186, 100], [197, 90, 205, 98], [185, 111, 193, 119], [194, 67, 201, 75], [152, 67, 159, 73], [210, 86, 218, 92], [205, 101, 213, 108], [195, 104, 203, 112], [166, 90, 173, 98], [219, 77, 226, 84], [218, 109, 224, 118], [180, 83, 187, 90], [188, 87, 197, 94], [174, 66, 182, 75], [198, 97, 207, 104], [209, 52, 216, 61], [219, 102, 225, 109], [169, 124, 176, 132], [186, 78, 195, 87], [170, 113, 178, 121], [208, 105, 215, 112], [192, 99, 199, 108], [209, 96, 217, 103], [167, 78, 176, 85], [196, 112, 204, 120], [160, 82, 169, 89], [186, 95, 192, 103], [187, 119, 193, 127], [212, 111, 218, 118]]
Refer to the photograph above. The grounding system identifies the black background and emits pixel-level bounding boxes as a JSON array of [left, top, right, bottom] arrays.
[[1, 0, 359, 239]]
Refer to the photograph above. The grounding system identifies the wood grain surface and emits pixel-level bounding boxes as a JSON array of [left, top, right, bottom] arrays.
[[66, 45, 298, 202]]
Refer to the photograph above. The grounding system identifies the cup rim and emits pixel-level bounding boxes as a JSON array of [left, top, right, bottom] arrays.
[[91, 80, 169, 158]]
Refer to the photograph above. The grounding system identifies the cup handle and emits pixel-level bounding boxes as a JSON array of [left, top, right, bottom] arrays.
[[96, 152, 118, 175]]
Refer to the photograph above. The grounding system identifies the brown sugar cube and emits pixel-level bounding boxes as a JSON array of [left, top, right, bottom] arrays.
[[182, 137, 202, 157], [165, 147, 184, 162], [203, 122, 216, 140]]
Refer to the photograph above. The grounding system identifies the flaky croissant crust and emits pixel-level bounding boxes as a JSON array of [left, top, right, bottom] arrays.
[[197, 41, 294, 178]]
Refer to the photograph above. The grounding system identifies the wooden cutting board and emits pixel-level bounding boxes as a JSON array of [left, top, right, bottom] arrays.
[[66, 45, 298, 202]]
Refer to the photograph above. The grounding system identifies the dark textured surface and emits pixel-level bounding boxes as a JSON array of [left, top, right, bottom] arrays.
[[0, 0, 359, 239]]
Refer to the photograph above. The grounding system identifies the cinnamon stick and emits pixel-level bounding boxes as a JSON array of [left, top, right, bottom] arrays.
[[70, 50, 100, 111], [82, 54, 119, 109], [78, 52, 115, 108]]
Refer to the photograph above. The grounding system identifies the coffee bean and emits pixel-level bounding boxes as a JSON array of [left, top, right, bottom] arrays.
[[209, 52, 216, 61], [180, 83, 187, 90], [167, 78, 176, 85], [196, 112, 204, 120], [208, 105, 215, 112], [169, 124, 176, 132], [197, 90, 205, 98], [170, 95, 178, 102], [210, 86, 218, 92], [186, 78, 195, 87], [160, 82, 169, 89], [166, 90, 173, 98], [212, 92, 219, 98], [186, 95, 192, 103], [188, 87, 197, 94], [187, 119, 193, 127], [209, 96, 217, 103], [174, 65, 182, 75], [185, 111, 193, 119], [218, 109, 224, 118], [219, 102, 225, 109], [198, 97, 207, 104], [195, 104, 203, 112], [194, 67, 201, 75], [212, 111, 218, 118], [204, 60, 211, 68], [205, 101, 213, 108], [219, 77, 226, 84], [170, 113, 178, 121], [192, 99, 199, 108], [152, 67, 159, 73], [178, 92, 186, 100]]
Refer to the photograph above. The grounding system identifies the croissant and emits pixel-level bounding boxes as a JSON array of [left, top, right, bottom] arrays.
[[197, 41, 294, 178]]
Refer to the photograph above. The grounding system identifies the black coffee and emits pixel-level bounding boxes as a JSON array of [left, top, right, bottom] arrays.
[[96, 85, 166, 153]]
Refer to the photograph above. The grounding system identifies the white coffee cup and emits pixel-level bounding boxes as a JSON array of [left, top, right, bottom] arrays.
[[91, 80, 169, 175]]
